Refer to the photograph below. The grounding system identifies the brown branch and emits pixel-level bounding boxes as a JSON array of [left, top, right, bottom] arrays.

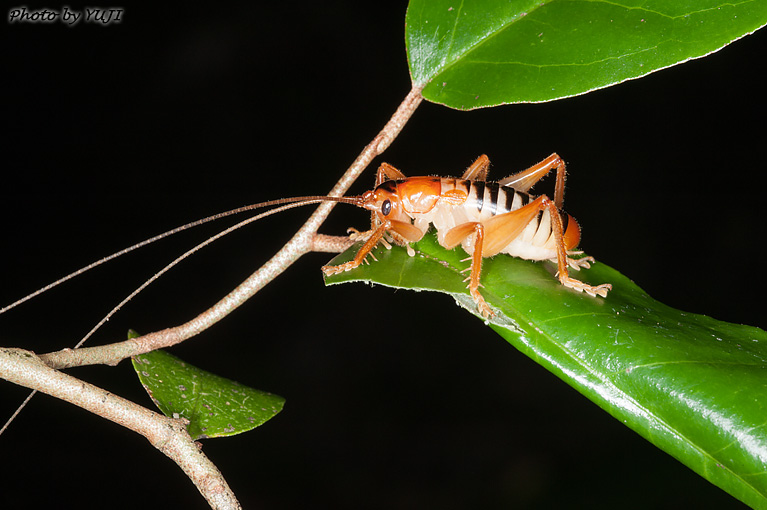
[[2, 86, 424, 509], [38, 234, 354, 369], [37, 85, 424, 370], [0, 347, 240, 510], [311, 233, 356, 253]]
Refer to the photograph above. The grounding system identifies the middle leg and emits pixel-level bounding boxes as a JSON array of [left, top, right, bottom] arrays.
[[465, 222, 494, 318]]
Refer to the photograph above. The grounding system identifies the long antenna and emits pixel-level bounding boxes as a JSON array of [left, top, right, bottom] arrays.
[[0, 195, 361, 316], [0, 195, 363, 436], [73, 199, 342, 349]]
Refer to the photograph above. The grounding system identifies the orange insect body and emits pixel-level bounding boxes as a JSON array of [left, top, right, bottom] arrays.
[[372, 177, 582, 261], [323, 154, 612, 318], [0, 154, 609, 324]]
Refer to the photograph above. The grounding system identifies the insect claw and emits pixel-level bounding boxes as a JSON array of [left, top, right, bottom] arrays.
[[559, 276, 612, 298], [568, 255, 595, 271], [322, 261, 359, 275], [592, 283, 612, 297], [480, 303, 494, 318], [470, 288, 494, 318]]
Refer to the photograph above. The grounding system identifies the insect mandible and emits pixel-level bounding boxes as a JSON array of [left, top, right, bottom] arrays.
[[322, 154, 612, 317]]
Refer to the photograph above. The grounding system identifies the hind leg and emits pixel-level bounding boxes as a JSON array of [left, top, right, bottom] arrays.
[[498, 153, 567, 209]]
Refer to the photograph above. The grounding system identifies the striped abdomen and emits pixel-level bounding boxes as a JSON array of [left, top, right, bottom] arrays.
[[412, 178, 580, 260]]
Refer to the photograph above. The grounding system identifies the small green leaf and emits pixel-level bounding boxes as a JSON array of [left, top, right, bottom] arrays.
[[324, 233, 767, 509], [406, 0, 767, 108], [131, 343, 284, 440]]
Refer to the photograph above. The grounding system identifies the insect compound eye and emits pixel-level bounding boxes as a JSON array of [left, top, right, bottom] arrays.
[[381, 199, 392, 216]]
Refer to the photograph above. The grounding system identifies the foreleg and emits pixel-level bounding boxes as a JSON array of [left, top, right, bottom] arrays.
[[322, 220, 391, 275]]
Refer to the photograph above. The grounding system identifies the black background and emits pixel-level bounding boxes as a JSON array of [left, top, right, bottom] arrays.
[[2, 2, 765, 509]]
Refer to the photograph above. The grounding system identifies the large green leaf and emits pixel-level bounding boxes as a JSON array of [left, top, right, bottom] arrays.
[[406, 0, 767, 108], [131, 343, 284, 440], [324, 233, 767, 509]]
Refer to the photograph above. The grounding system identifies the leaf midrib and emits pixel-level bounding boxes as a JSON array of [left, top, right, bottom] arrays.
[[422, 245, 764, 503], [412, 0, 554, 85], [414, 0, 757, 87]]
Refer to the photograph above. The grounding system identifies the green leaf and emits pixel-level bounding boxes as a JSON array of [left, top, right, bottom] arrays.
[[324, 233, 767, 509], [406, 0, 767, 109], [131, 342, 284, 440]]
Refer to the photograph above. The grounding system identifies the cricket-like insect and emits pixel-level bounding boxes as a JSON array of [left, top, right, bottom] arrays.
[[321, 153, 612, 317], [0, 153, 609, 434], [1, 154, 609, 321]]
